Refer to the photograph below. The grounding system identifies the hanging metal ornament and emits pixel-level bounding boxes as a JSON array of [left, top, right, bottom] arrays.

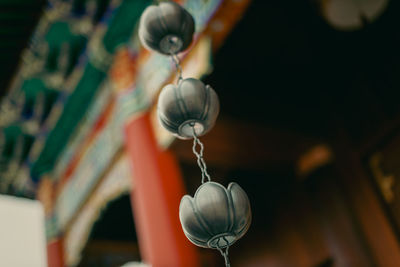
[[138, 1, 195, 55], [157, 78, 220, 139], [180, 182, 251, 267], [139, 2, 252, 266]]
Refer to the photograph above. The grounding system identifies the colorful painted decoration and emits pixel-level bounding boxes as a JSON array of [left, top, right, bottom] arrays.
[[63, 154, 132, 266]]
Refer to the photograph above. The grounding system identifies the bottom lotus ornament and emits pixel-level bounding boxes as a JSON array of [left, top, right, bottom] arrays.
[[179, 182, 251, 266]]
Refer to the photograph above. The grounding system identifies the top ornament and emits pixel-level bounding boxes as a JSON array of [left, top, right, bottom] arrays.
[[138, 1, 195, 55]]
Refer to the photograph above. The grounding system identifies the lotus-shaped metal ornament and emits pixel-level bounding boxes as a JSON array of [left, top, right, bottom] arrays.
[[179, 182, 251, 249], [138, 1, 195, 55], [157, 78, 220, 139]]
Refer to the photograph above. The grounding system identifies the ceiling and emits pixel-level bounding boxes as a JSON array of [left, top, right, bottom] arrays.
[[168, 0, 400, 183], [204, 0, 400, 143], [171, 0, 400, 243], [173, 2, 400, 265]]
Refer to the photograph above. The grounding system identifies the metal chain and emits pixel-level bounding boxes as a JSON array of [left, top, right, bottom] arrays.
[[216, 237, 231, 267], [191, 126, 211, 183], [170, 56, 209, 184], [170, 54, 183, 83]]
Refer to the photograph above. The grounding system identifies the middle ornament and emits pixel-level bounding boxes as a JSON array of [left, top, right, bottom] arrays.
[[157, 78, 220, 139]]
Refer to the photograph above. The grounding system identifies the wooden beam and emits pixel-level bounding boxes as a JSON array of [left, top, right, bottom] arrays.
[[81, 240, 140, 259], [333, 128, 400, 266], [170, 117, 320, 171], [47, 239, 64, 267]]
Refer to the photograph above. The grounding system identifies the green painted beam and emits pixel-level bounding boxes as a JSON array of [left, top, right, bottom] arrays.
[[30, 63, 106, 179], [30, 0, 150, 180]]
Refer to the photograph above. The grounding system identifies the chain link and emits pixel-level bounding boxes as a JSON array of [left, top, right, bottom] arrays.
[[191, 126, 211, 183], [171, 54, 183, 83], [216, 237, 231, 267]]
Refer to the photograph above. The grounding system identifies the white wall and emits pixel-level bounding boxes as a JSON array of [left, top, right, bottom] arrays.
[[0, 194, 47, 267]]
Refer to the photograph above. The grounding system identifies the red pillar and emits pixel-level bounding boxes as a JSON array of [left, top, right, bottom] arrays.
[[124, 112, 200, 267], [47, 238, 64, 267]]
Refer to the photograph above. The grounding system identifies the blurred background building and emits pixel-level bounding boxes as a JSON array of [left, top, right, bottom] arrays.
[[1, 0, 400, 266]]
